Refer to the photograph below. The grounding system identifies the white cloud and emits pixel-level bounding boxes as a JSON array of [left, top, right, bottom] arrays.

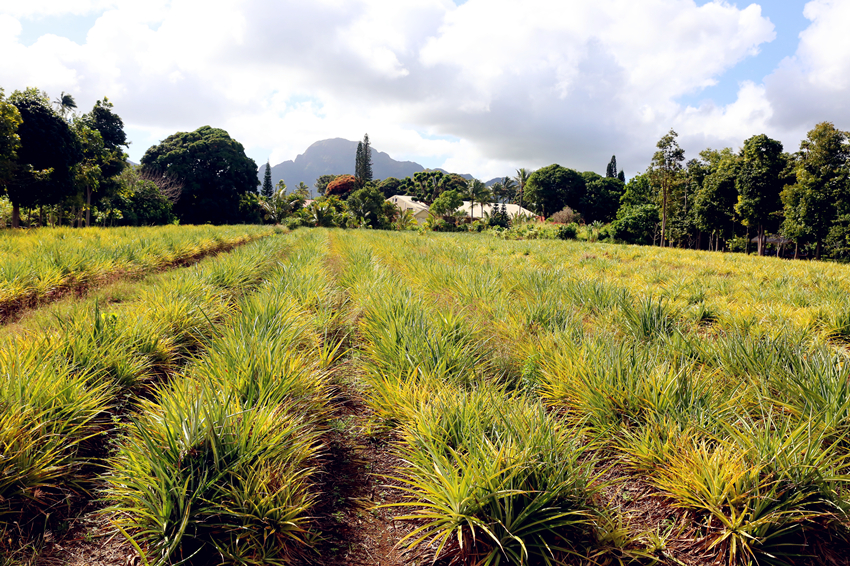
[[4, 0, 846, 179]]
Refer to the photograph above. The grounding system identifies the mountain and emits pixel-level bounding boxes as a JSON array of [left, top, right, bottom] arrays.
[[262, 138, 425, 192]]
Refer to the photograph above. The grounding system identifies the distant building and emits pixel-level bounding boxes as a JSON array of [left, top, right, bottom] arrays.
[[457, 201, 535, 220], [388, 195, 430, 224]]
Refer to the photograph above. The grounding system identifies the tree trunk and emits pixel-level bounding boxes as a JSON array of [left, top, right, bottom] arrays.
[[660, 182, 668, 247], [816, 239, 822, 260], [11, 203, 20, 228], [745, 226, 750, 255], [794, 242, 799, 260], [86, 186, 92, 228]]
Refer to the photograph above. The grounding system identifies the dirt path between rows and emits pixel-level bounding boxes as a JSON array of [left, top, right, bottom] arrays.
[[309, 367, 416, 566], [0, 235, 263, 326]]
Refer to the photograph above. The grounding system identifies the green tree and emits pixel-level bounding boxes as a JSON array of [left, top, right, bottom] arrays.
[[492, 176, 517, 203], [261, 160, 273, 198], [605, 155, 618, 178], [525, 164, 585, 217], [140, 126, 259, 224], [0, 88, 22, 190], [581, 172, 625, 223], [378, 177, 402, 198], [735, 135, 786, 255], [355, 133, 373, 187], [8, 88, 82, 228], [692, 149, 739, 251], [430, 189, 463, 219], [412, 170, 446, 203], [620, 172, 655, 208], [651, 129, 685, 247], [295, 181, 310, 198], [782, 122, 850, 259], [53, 91, 77, 118], [72, 121, 105, 227], [611, 204, 659, 245], [346, 186, 386, 227], [465, 178, 491, 218], [72, 98, 129, 227], [315, 174, 338, 196], [514, 168, 531, 210]]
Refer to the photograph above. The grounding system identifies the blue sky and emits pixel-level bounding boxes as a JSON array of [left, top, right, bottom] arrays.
[[2, 0, 849, 179]]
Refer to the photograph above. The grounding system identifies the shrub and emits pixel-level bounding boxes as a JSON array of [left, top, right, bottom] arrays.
[[610, 204, 658, 245], [556, 222, 578, 240], [549, 206, 581, 225]]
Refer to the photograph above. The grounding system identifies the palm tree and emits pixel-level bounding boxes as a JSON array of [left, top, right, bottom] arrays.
[[465, 178, 488, 220], [514, 168, 531, 211], [53, 92, 77, 117], [393, 208, 416, 230], [501, 176, 516, 202]]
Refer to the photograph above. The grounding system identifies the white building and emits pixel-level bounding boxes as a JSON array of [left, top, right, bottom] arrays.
[[457, 201, 535, 220], [387, 195, 430, 224]]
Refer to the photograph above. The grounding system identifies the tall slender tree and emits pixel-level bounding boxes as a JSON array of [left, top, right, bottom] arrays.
[[514, 167, 531, 210], [606, 155, 618, 178], [355, 133, 373, 187], [261, 160, 274, 198], [651, 129, 685, 247]]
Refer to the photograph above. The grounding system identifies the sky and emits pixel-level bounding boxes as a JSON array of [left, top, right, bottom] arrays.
[[1, 0, 848, 180]]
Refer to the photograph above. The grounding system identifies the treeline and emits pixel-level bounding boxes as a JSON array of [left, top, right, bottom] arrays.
[[0, 87, 178, 228], [0, 87, 266, 228], [510, 125, 850, 261]]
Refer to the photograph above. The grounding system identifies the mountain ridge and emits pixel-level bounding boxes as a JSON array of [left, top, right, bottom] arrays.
[[259, 138, 502, 193]]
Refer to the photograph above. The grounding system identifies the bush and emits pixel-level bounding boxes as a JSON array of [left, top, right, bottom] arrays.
[[557, 223, 578, 240], [549, 206, 581, 225], [610, 204, 658, 245]]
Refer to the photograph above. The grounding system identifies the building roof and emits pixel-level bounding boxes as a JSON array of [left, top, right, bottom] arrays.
[[388, 194, 429, 214]]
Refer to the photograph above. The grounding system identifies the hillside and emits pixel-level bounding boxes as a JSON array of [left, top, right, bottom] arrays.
[[259, 138, 502, 192]]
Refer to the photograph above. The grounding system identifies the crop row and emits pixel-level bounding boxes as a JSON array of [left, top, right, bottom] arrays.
[[329, 230, 850, 565], [0, 224, 277, 319], [0, 232, 295, 549]]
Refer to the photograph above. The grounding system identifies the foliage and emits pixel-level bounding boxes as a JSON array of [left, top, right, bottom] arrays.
[[610, 204, 659, 245], [549, 205, 581, 224], [0, 88, 22, 188], [556, 222, 578, 240], [735, 135, 787, 256], [487, 202, 511, 229], [355, 133, 373, 187], [346, 186, 388, 227], [525, 164, 585, 217], [378, 176, 402, 198], [429, 188, 463, 219], [651, 129, 685, 247], [782, 122, 850, 259], [314, 174, 338, 196], [692, 148, 740, 241], [140, 126, 259, 224], [7, 88, 82, 225], [581, 174, 625, 223], [261, 161, 273, 198], [325, 174, 359, 199]]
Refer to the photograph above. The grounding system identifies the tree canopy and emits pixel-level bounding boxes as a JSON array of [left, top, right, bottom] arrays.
[[525, 164, 585, 217], [7, 88, 82, 227], [140, 126, 259, 224]]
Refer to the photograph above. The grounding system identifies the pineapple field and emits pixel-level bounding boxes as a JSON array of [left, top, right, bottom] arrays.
[[3, 227, 850, 566]]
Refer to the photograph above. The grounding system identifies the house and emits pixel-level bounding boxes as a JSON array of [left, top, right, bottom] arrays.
[[387, 195, 430, 224], [456, 201, 535, 220]]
